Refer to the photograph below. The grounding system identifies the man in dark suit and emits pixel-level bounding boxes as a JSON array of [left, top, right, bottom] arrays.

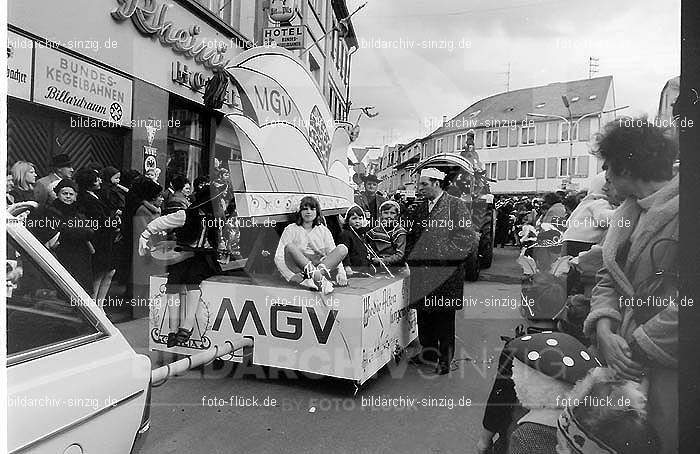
[[406, 167, 479, 375], [354, 174, 387, 227]]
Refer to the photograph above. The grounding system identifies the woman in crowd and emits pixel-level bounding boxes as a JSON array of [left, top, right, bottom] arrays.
[[274, 196, 348, 294], [131, 179, 165, 303], [583, 120, 679, 454], [35, 179, 94, 292], [75, 168, 117, 308], [9, 161, 38, 203]]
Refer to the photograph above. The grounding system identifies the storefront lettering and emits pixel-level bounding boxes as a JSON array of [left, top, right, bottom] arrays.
[[254, 85, 293, 117], [212, 298, 337, 344], [44, 86, 108, 116], [111, 0, 230, 70]]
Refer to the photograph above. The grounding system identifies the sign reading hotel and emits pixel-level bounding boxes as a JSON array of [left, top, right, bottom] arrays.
[[33, 46, 133, 125], [7, 31, 33, 101], [263, 26, 305, 50]]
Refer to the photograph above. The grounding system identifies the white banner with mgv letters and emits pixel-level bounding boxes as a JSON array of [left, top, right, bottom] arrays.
[[33, 45, 133, 126], [149, 273, 417, 384]]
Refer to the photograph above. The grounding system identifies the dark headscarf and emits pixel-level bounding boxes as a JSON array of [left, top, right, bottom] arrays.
[[100, 166, 120, 185]]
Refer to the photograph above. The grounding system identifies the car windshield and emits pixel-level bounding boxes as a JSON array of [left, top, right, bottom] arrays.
[[6, 232, 103, 361]]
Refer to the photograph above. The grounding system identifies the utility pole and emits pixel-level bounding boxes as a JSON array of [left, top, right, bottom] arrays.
[[589, 57, 599, 79]]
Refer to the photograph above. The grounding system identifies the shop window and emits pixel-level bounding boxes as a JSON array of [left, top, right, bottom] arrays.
[[167, 97, 209, 183], [169, 103, 204, 142]]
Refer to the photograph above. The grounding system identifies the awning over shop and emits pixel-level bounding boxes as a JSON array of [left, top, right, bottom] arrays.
[[223, 47, 354, 219]]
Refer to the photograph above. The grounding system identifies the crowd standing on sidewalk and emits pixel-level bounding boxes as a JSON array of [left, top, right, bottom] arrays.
[[476, 119, 678, 454]]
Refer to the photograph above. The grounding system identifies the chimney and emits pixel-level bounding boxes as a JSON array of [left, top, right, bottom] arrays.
[[442, 115, 448, 125]]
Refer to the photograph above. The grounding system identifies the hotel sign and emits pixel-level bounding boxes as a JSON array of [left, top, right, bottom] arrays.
[[7, 31, 33, 101], [33, 46, 133, 125], [263, 26, 305, 50]]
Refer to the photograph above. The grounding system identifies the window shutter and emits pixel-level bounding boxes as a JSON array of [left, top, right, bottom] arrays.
[[547, 157, 557, 178], [536, 124, 546, 144], [547, 121, 558, 143], [508, 160, 518, 180], [475, 129, 483, 149], [535, 158, 545, 179], [578, 118, 591, 141], [498, 160, 507, 180], [499, 127, 508, 147], [577, 155, 590, 177], [509, 127, 518, 147]]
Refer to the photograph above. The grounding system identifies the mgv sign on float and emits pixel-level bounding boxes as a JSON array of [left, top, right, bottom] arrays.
[[33, 46, 133, 125]]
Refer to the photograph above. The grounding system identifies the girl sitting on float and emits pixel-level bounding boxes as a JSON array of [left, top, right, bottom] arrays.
[[274, 196, 348, 294], [337, 205, 372, 277]]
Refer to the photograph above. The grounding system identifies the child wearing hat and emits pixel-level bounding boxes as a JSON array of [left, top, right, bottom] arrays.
[[556, 367, 659, 454], [506, 332, 601, 454], [365, 200, 407, 268], [561, 172, 617, 257]]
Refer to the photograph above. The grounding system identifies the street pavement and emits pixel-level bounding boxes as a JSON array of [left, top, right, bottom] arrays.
[[117, 246, 523, 454]]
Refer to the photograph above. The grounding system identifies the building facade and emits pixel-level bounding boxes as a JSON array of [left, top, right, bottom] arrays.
[[8, 0, 261, 185], [7, 0, 357, 186], [259, 0, 357, 122], [417, 76, 618, 195]]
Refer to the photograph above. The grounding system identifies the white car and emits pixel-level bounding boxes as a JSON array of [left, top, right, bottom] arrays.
[[6, 207, 151, 454]]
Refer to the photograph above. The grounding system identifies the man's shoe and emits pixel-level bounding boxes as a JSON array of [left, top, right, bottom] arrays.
[[436, 362, 451, 375]]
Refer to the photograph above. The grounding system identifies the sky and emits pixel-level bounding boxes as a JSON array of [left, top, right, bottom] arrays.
[[345, 0, 681, 154]]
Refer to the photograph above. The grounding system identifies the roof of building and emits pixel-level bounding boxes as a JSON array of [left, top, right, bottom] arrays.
[[397, 138, 422, 152], [430, 75, 614, 137]]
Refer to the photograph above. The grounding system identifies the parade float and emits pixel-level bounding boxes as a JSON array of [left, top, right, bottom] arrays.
[[149, 46, 416, 385]]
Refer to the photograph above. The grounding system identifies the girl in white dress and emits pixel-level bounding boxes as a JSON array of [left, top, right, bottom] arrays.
[[274, 196, 348, 294]]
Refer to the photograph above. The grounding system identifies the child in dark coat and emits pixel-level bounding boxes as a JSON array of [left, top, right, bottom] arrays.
[[337, 205, 372, 276], [366, 200, 407, 267]]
